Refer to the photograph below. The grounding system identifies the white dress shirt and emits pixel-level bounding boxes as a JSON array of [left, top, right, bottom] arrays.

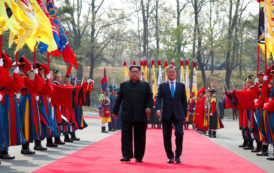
[[168, 80, 176, 91]]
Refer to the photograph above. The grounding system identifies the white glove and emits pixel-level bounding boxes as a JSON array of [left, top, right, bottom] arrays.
[[33, 69, 38, 74], [0, 95, 2, 101], [16, 93, 20, 100], [87, 79, 94, 84], [46, 74, 51, 79], [48, 98, 51, 103], [14, 67, 19, 74], [255, 78, 259, 84], [210, 113, 213, 116], [254, 99, 258, 104], [36, 96, 39, 101], [263, 75, 268, 81], [0, 59, 3, 67]]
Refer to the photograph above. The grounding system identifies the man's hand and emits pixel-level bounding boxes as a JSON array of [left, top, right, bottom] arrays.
[[145, 108, 151, 116], [156, 110, 161, 118]]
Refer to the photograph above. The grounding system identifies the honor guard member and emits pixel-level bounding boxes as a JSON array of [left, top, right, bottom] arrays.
[[49, 69, 65, 145], [208, 88, 218, 138], [99, 91, 111, 133], [0, 52, 21, 160], [36, 63, 59, 148], [18, 57, 44, 155]]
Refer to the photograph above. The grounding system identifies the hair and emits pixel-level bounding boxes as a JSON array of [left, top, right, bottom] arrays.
[[166, 64, 176, 73], [129, 65, 141, 71]]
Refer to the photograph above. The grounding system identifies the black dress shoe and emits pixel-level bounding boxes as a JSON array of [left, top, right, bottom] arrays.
[[71, 136, 80, 141], [55, 140, 65, 145], [256, 152, 268, 156], [175, 157, 182, 163], [267, 156, 274, 160], [0, 153, 15, 160], [120, 157, 130, 162], [243, 146, 254, 150], [251, 148, 262, 153], [34, 146, 47, 151], [46, 143, 58, 147], [64, 138, 74, 143], [21, 149, 35, 155], [135, 159, 143, 163], [167, 158, 174, 163]]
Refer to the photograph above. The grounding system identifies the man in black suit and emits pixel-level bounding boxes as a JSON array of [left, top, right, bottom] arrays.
[[113, 65, 153, 163], [156, 65, 187, 163]]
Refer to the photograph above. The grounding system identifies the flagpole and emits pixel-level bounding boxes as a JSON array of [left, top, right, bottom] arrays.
[[33, 47, 37, 70], [0, 34, 2, 58]]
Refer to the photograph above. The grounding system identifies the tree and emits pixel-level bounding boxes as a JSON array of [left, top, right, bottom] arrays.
[[190, 0, 208, 88], [58, 0, 90, 79], [224, 0, 252, 89]]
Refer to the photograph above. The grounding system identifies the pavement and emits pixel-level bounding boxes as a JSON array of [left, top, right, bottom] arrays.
[[0, 113, 273, 173], [207, 118, 274, 173]]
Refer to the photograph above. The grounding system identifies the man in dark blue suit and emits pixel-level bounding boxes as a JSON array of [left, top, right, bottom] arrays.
[[156, 65, 187, 163]]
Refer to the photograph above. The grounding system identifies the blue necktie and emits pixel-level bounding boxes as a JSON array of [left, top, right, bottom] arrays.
[[170, 81, 175, 98]]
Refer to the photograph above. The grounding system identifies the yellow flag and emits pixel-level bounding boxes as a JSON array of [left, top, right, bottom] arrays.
[[0, 17, 8, 34], [152, 64, 157, 101], [124, 66, 129, 81], [29, 0, 57, 52], [185, 61, 190, 100]]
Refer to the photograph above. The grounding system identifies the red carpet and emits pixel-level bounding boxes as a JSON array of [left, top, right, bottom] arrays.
[[34, 129, 266, 173]]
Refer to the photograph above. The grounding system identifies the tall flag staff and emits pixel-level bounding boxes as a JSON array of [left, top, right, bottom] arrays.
[[140, 58, 144, 81], [123, 61, 129, 81], [144, 57, 148, 82], [157, 59, 162, 86], [171, 58, 175, 66], [164, 59, 168, 81], [185, 58, 190, 100], [180, 58, 185, 83], [151, 58, 157, 100], [192, 60, 198, 98]]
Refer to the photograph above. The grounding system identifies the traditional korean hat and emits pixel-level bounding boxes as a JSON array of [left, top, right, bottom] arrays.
[[1, 51, 13, 69], [19, 56, 32, 72]]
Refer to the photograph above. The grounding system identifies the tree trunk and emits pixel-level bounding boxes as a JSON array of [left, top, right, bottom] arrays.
[[89, 0, 96, 79], [210, 0, 214, 74], [77, 59, 83, 79], [225, 68, 232, 90], [224, 0, 240, 90], [176, 0, 181, 54], [155, 0, 160, 55]]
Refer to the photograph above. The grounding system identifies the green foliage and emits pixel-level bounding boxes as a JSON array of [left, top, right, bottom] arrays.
[[160, 23, 190, 64]]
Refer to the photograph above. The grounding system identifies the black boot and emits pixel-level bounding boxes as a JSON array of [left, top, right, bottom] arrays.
[[267, 153, 274, 160], [244, 140, 254, 150], [208, 131, 212, 137], [0, 150, 15, 159], [267, 146, 274, 160], [64, 134, 73, 142], [257, 144, 269, 156], [239, 139, 248, 148], [252, 142, 262, 153], [46, 137, 58, 147], [70, 131, 80, 141], [213, 131, 216, 138], [54, 136, 65, 145], [34, 140, 47, 151], [21, 142, 35, 155], [101, 127, 108, 133]]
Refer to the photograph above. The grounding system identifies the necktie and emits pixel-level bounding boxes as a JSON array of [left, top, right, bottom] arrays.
[[170, 81, 175, 98]]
